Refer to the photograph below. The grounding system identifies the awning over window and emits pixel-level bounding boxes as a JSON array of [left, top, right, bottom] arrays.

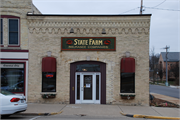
[[42, 57, 56, 72], [121, 58, 135, 73]]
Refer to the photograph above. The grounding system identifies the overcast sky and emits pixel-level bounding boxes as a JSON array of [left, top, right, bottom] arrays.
[[32, 0, 180, 55]]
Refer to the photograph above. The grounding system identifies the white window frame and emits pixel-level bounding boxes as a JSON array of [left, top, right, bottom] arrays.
[[8, 18, 19, 46]]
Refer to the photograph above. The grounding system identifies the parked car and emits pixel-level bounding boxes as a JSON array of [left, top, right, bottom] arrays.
[[1, 81, 24, 92], [0, 89, 27, 117]]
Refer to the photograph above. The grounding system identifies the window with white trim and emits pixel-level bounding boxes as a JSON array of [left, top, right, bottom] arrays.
[[9, 19, 19, 45]]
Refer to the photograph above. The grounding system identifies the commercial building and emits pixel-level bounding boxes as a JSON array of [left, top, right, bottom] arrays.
[[1, 0, 151, 106]]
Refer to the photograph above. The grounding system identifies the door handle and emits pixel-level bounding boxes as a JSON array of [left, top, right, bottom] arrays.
[[72, 87, 74, 91]]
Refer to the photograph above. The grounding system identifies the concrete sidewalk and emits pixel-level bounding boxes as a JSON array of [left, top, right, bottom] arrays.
[[151, 93, 180, 106], [20, 103, 180, 118], [19, 93, 180, 119]]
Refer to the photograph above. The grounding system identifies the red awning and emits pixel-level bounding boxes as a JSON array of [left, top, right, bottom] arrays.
[[42, 57, 56, 72], [121, 58, 135, 73]]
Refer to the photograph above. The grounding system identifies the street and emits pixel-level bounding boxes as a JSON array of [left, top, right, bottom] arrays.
[[150, 84, 180, 99], [1, 114, 162, 120]]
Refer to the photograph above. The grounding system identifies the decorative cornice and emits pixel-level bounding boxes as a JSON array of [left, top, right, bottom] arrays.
[[28, 21, 150, 28], [28, 27, 149, 35], [28, 20, 150, 34]]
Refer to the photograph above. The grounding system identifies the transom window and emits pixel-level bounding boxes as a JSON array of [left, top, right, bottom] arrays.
[[76, 64, 100, 72], [9, 19, 19, 45]]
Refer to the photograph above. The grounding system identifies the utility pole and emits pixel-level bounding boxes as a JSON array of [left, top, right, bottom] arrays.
[[163, 45, 170, 86], [140, 0, 143, 14]]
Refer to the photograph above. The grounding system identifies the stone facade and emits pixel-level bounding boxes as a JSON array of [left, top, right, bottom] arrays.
[[0, 0, 40, 49], [1, 0, 151, 106], [27, 15, 151, 106]]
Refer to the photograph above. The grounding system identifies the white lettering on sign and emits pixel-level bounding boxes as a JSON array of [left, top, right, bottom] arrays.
[[0, 64, 24, 68]]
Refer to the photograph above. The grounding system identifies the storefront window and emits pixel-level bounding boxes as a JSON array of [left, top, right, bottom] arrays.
[[76, 64, 100, 72], [121, 73, 135, 93], [1, 64, 24, 93], [42, 72, 56, 92]]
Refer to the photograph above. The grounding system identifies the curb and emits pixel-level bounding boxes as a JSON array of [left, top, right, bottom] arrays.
[[120, 112, 180, 120], [19, 111, 63, 116]]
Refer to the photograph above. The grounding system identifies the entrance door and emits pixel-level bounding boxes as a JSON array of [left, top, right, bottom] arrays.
[[75, 72, 101, 104]]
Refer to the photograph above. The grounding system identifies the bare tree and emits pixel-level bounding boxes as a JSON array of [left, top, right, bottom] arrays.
[[171, 62, 179, 85], [149, 47, 160, 83], [158, 63, 163, 82]]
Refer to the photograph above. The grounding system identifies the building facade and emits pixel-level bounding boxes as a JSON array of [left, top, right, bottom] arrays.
[[158, 52, 180, 79], [1, 0, 151, 106], [0, 0, 41, 98]]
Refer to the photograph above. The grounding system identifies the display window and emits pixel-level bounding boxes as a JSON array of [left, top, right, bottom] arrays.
[[42, 72, 56, 92], [120, 73, 135, 93], [120, 58, 135, 93], [1, 63, 25, 93]]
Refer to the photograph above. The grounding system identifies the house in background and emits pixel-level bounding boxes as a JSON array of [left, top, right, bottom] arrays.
[[158, 52, 180, 79]]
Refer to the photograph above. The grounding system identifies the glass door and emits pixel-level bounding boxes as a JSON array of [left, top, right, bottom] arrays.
[[83, 75, 93, 100], [75, 72, 100, 104]]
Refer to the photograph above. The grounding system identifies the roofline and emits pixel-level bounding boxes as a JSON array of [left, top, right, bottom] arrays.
[[27, 14, 152, 17]]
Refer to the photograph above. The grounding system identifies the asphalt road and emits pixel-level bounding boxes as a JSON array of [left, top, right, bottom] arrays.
[[150, 84, 180, 99], [1, 114, 161, 120]]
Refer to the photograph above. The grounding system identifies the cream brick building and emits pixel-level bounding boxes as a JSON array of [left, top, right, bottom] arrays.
[[1, 0, 151, 106]]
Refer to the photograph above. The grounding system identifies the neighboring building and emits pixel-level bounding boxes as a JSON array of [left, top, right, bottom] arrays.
[[159, 52, 180, 69], [1, 0, 151, 106], [158, 52, 180, 79], [0, 0, 41, 99]]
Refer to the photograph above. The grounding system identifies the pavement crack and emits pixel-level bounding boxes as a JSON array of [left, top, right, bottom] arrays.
[[58, 104, 67, 113], [151, 107, 163, 116], [117, 105, 123, 112]]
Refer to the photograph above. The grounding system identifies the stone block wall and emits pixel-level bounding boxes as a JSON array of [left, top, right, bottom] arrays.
[[27, 15, 151, 106], [0, 0, 35, 50]]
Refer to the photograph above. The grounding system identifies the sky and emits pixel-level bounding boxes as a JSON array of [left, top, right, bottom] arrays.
[[32, 0, 180, 55]]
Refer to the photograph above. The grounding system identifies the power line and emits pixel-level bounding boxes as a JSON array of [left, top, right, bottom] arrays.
[[121, 7, 139, 14], [153, 0, 166, 8], [144, 7, 180, 11]]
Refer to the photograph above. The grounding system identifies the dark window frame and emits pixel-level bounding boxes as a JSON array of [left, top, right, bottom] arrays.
[[1, 19, 3, 45], [42, 72, 56, 92], [0, 62, 26, 95], [8, 18, 19, 46], [120, 73, 135, 93], [0, 15, 20, 47]]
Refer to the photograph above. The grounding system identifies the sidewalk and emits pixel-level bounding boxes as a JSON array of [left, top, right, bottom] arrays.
[[20, 103, 180, 118], [151, 93, 180, 106], [19, 93, 180, 119]]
